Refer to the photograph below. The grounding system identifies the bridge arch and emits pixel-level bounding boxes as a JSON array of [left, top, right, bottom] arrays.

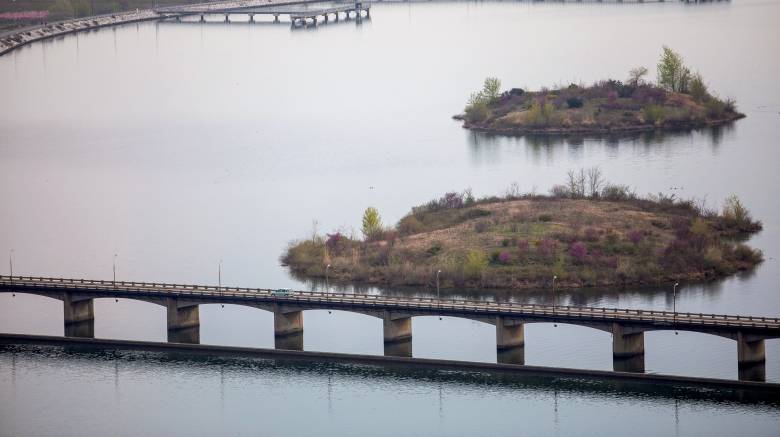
[[0, 291, 64, 336], [411, 315, 496, 362], [91, 297, 167, 342], [197, 303, 275, 348]]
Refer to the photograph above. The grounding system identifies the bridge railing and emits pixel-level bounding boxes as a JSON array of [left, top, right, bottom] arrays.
[[1, 275, 779, 329]]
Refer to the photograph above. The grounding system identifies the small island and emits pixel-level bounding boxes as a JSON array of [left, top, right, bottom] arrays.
[[282, 170, 763, 290], [455, 47, 744, 136]]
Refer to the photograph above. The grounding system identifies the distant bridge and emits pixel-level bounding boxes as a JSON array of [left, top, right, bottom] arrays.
[[155, 1, 370, 27], [1, 275, 777, 381]]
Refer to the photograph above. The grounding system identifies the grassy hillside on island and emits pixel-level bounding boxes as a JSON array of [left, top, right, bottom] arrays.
[[456, 47, 744, 136], [282, 170, 763, 290]]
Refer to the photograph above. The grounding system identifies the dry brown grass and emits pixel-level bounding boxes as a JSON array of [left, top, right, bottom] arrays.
[[283, 197, 762, 290]]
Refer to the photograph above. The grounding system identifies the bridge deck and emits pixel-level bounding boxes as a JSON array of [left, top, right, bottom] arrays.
[[2, 275, 779, 334], [158, 5, 363, 15]]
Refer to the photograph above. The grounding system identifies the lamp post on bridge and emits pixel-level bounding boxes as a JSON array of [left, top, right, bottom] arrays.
[[673, 282, 679, 335], [552, 275, 557, 327], [9, 249, 14, 296], [326, 264, 331, 314], [219, 259, 224, 308], [436, 270, 442, 321], [113, 254, 118, 302]]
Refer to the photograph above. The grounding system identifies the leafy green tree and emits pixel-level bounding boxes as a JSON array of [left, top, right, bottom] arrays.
[[689, 73, 709, 103], [463, 77, 501, 122], [481, 77, 502, 102], [361, 207, 383, 241], [657, 46, 691, 93]]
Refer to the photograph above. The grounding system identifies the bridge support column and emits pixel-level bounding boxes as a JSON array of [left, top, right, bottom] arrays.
[[63, 293, 94, 338], [496, 316, 524, 365], [383, 311, 411, 357], [249, 14, 254, 23], [167, 299, 200, 344], [274, 14, 279, 22], [200, 14, 204, 22], [612, 323, 644, 373], [274, 308, 303, 350], [737, 333, 766, 382], [224, 14, 229, 23]]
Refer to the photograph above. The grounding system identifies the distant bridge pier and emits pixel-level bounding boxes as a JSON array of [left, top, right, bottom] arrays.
[[738, 333, 766, 382], [274, 307, 303, 350], [63, 293, 94, 338], [224, 14, 229, 22], [383, 311, 412, 357], [496, 316, 524, 365], [249, 13, 254, 22], [166, 298, 200, 343], [612, 323, 645, 373], [274, 14, 279, 22], [200, 14, 204, 22]]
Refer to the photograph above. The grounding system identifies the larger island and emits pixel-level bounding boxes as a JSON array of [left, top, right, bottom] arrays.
[[282, 172, 763, 290]]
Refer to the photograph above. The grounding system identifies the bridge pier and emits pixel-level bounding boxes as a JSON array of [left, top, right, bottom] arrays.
[[737, 333, 766, 382], [63, 294, 94, 338], [612, 323, 645, 373], [274, 14, 279, 23], [383, 311, 412, 357], [224, 14, 229, 23], [166, 299, 200, 343], [496, 316, 524, 365], [200, 14, 204, 22], [249, 13, 254, 23], [274, 308, 303, 350]]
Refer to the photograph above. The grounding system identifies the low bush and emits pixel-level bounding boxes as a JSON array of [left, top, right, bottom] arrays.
[[464, 250, 488, 279], [569, 242, 588, 264], [397, 215, 424, 236], [566, 97, 584, 108], [643, 104, 667, 124]]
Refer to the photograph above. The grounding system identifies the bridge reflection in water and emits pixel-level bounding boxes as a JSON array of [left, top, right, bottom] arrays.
[[1, 275, 777, 382]]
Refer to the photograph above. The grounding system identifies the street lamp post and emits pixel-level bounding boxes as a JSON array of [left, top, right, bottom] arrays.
[[9, 249, 14, 296], [552, 275, 558, 327], [113, 254, 118, 302], [326, 264, 331, 314], [219, 260, 224, 308], [673, 282, 679, 335], [436, 270, 442, 320]]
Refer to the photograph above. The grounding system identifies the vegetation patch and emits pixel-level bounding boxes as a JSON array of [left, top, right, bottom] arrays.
[[455, 47, 744, 136], [281, 169, 763, 290]]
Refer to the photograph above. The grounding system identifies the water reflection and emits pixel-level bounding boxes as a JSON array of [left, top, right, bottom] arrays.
[[296, 272, 739, 314], [2, 344, 777, 406], [467, 123, 737, 164]]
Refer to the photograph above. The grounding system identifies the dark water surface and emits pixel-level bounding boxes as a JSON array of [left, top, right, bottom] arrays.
[[2, 0, 780, 434]]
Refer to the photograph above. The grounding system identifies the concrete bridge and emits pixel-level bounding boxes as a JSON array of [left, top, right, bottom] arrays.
[[155, 1, 371, 27], [1, 275, 777, 381]]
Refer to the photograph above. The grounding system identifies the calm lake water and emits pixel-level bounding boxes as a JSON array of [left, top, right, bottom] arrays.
[[2, 0, 780, 435]]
